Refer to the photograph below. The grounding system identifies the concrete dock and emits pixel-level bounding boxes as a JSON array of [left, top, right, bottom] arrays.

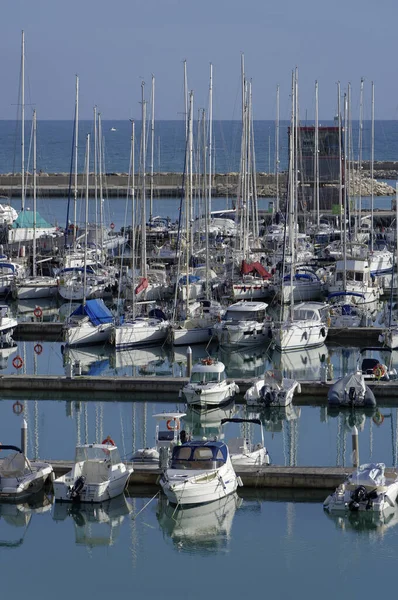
[[46, 461, 396, 491]]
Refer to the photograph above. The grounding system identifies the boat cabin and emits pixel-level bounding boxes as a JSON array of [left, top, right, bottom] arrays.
[[224, 301, 268, 323], [152, 412, 186, 448], [189, 360, 226, 384], [170, 441, 228, 470]]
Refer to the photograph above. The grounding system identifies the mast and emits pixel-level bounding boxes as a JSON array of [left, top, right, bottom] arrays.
[[208, 63, 213, 217], [32, 109, 37, 277], [358, 77, 364, 231], [140, 82, 147, 280], [21, 30, 25, 211], [337, 82, 343, 240], [150, 74, 155, 222], [275, 84, 280, 215], [73, 75, 79, 247], [98, 112, 104, 254], [183, 60, 188, 140], [288, 69, 296, 321], [185, 90, 194, 315], [314, 80, 320, 227], [130, 120, 136, 318], [343, 92, 348, 292], [83, 134, 90, 308], [93, 105, 98, 248], [371, 81, 375, 253]]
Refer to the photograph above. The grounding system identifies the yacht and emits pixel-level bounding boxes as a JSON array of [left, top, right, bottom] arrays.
[[213, 300, 271, 348], [272, 302, 329, 352], [63, 298, 114, 346], [181, 359, 239, 407]]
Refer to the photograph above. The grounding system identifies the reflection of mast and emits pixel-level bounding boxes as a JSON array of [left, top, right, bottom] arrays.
[[84, 403, 88, 444], [76, 402, 81, 446], [286, 503, 295, 538]]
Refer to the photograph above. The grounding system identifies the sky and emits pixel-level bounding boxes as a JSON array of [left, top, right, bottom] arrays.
[[1, 0, 398, 121]]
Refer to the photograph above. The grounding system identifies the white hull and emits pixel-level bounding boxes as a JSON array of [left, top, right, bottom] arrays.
[[160, 464, 238, 506], [244, 376, 301, 407], [213, 322, 270, 348], [14, 278, 59, 300], [53, 470, 131, 503], [278, 282, 323, 304], [171, 326, 212, 346], [272, 321, 328, 351], [232, 283, 271, 300], [0, 461, 53, 503], [111, 320, 169, 349], [64, 322, 113, 346], [379, 328, 398, 350], [183, 382, 238, 406]]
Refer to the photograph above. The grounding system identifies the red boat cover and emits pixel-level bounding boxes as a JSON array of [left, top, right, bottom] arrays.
[[240, 260, 272, 279], [135, 277, 149, 295]]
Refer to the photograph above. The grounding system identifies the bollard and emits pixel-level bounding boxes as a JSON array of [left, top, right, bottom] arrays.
[[186, 346, 192, 378], [352, 425, 359, 468], [65, 362, 73, 379], [21, 418, 27, 456]]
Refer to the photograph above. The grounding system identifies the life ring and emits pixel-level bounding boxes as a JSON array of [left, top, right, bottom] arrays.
[[34, 307, 43, 318], [13, 401, 23, 415], [167, 419, 180, 431], [110, 222, 115, 230], [102, 436, 115, 446], [34, 343, 43, 355], [12, 356, 23, 370], [373, 411, 385, 426], [373, 364, 387, 379]]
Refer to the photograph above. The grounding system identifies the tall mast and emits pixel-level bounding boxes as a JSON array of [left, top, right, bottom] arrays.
[[150, 74, 155, 222], [343, 92, 348, 292], [83, 134, 90, 307], [186, 90, 194, 314], [130, 120, 136, 317], [314, 80, 320, 226], [98, 112, 104, 254], [275, 84, 280, 214], [140, 82, 147, 279], [73, 75, 79, 246], [337, 82, 343, 239], [358, 77, 364, 229], [288, 69, 296, 321], [33, 109, 37, 277], [93, 105, 98, 247], [208, 63, 213, 217], [371, 81, 375, 253], [183, 60, 188, 140], [21, 30, 25, 211]]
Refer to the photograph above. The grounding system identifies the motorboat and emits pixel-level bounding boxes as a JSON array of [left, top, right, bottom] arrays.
[[131, 412, 186, 466], [323, 463, 398, 516], [327, 258, 381, 304], [359, 347, 397, 382], [181, 359, 239, 407], [244, 370, 301, 407], [159, 440, 242, 506], [0, 305, 18, 346], [271, 302, 329, 351], [221, 417, 270, 466], [156, 492, 240, 553], [53, 494, 132, 548], [212, 300, 271, 348], [53, 442, 133, 503], [0, 445, 53, 502], [327, 372, 376, 408]]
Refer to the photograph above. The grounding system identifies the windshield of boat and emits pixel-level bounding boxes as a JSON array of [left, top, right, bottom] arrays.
[[75, 445, 121, 465], [190, 371, 222, 384], [292, 309, 319, 321], [170, 444, 227, 470], [225, 309, 265, 322]]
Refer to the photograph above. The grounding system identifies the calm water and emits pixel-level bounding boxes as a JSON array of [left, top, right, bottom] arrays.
[[1, 119, 398, 174]]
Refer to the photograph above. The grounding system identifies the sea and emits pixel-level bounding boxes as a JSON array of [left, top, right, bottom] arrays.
[[2, 120, 398, 599]]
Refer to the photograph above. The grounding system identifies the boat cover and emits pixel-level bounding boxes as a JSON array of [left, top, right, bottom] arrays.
[[348, 463, 386, 487], [70, 299, 113, 326], [11, 211, 53, 229], [327, 372, 376, 407], [240, 260, 272, 279]]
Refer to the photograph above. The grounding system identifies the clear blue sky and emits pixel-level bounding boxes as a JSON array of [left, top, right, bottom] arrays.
[[2, 0, 397, 121]]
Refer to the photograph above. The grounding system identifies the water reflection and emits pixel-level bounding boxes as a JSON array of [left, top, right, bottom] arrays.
[[63, 345, 111, 376], [271, 344, 329, 381], [0, 345, 17, 370], [247, 404, 301, 433], [324, 507, 398, 535], [0, 491, 52, 548], [219, 345, 272, 378], [52, 494, 132, 548], [184, 401, 238, 439], [156, 492, 241, 554]]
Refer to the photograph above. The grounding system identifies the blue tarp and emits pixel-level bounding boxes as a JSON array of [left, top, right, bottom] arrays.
[[70, 299, 113, 326], [179, 275, 201, 284]]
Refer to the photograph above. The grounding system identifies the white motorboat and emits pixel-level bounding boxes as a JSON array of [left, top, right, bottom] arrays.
[[52, 494, 132, 548], [359, 347, 397, 382], [323, 463, 398, 516], [327, 258, 381, 304], [53, 442, 133, 503], [213, 300, 271, 348], [132, 412, 186, 466], [272, 302, 329, 351], [181, 359, 239, 407], [244, 370, 301, 407], [0, 444, 53, 502], [156, 491, 240, 552], [0, 305, 18, 344], [159, 440, 242, 506], [327, 372, 377, 408], [221, 417, 270, 466], [64, 298, 114, 346]]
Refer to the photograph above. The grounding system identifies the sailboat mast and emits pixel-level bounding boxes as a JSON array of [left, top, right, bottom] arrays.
[[183, 61, 188, 140], [337, 82, 343, 239], [74, 75, 79, 246], [33, 109, 37, 277], [130, 120, 136, 318], [98, 112, 104, 253], [21, 30, 25, 212], [358, 77, 364, 230], [314, 80, 320, 226], [343, 92, 348, 292], [185, 90, 194, 314], [275, 84, 280, 215], [288, 70, 295, 321], [208, 63, 213, 217], [83, 134, 90, 307], [371, 81, 375, 253], [150, 74, 155, 223], [140, 82, 147, 280], [93, 105, 98, 247]]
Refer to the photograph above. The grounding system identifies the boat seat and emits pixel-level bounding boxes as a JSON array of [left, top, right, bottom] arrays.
[[0, 452, 28, 477], [82, 459, 110, 483]]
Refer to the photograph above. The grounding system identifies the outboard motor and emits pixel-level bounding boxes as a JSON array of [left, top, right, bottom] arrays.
[[349, 485, 367, 511], [348, 387, 357, 405], [261, 385, 274, 407], [69, 476, 86, 502]]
